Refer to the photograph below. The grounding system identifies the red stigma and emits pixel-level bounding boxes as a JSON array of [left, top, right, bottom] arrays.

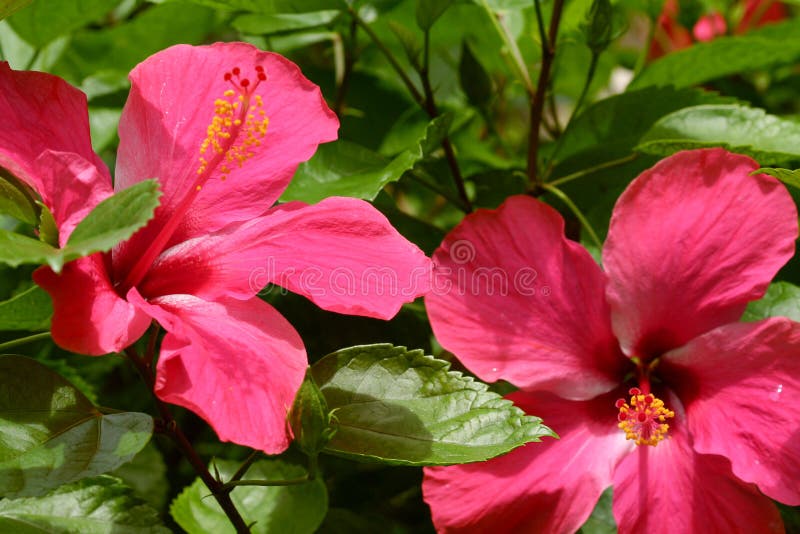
[[257, 72, 267, 81], [615, 399, 626, 408], [240, 79, 250, 88], [224, 72, 232, 81], [629, 387, 641, 396], [232, 67, 240, 75], [255, 65, 264, 72]]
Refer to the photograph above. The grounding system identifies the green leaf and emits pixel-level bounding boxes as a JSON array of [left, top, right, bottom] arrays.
[[281, 115, 452, 204], [742, 282, 800, 323], [232, 10, 341, 34], [111, 443, 169, 511], [579, 487, 616, 533], [37, 201, 59, 248], [88, 107, 122, 153], [416, 0, 455, 30], [0, 476, 169, 532], [630, 19, 800, 90], [636, 105, 800, 166], [311, 344, 555, 466], [61, 179, 161, 263], [0, 355, 153, 498], [459, 41, 493, 109], [551, 86, 732, 169], [0, 230, 61, 271], [0, 168, 37, 225], [755, 167, 800, 190], [0, 285, 51, 331], [0, 0, 30, 20], [288, 368, 336, 457], [170, 459, 328, 534], [7, 0, 113, 47]]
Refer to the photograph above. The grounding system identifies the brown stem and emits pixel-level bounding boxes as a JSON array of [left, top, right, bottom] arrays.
[[124, 345, 251, 533], [527, 0, 566, 186], [419, 31, 473, 212]]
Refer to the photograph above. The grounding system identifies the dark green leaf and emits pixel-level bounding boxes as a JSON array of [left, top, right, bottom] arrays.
[[0, 230, 60, 271], [170, 459, 328, 534], [7, 0, 113, 47], [742, 282, 800, 323], [232, 10, 341, 35], [282, 115, 451, 204], [0, 168, 37, 225], [755, 167, 800, 190], [0, 0, 30, 20], [62, 179, 160, 263], [311, 344, 555, 466], [388, 20, 422, 69], [416, 0, 455, 30], [0, 355, 153, 498], [37, 201, 58, 248], [111, 444, 169, 511], [0, 285, 51, 331], [630, 19, 800, 90], [471, 169, 527, 209], [459, 41, 493, 109], [579, 488, 616, 533], [0, 476, 169, 532], [636, 105, 800, 166]]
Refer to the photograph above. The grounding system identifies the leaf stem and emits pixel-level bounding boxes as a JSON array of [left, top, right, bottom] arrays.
[[547, 154, 639, 188], [124, 343, 251, 534], [221, 476, 310, 490], [0, 331, 51, 352], [542, 183, 602, 249], [528, 0, 566, 187], [478, 0, 533, 95]]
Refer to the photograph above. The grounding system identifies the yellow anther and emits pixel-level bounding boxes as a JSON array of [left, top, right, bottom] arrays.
[[616, 388, 674, 447]]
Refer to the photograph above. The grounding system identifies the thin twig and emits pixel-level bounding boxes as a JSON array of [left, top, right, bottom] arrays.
[[547, 154, 639, 188], [124, 345, 251, 534], [527, 0, 566, 186], [479, 0, 533, 95], [0, 331, 51, 352]]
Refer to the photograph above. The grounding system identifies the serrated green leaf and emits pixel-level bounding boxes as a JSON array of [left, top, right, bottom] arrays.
[[0, 475, 169, 533], [636, 105, 800, 165], [7, 0, 113, 47], [311, 344, 555, 466], [0, 355, 153, 498], [282, 115, 451, 204], [61, 179, 160, 263], [755, 167, 800, 190], [0, 230, 61, 271], [170, 459, 328, 534], [416, 0, 455, 30], [0, 285, 51, 331], [0, 0, 29, 20], [742, 282, 800, 323], [0, 168, 37, 225], [233, 10, 341, 34], [630, 19, 800, 90]]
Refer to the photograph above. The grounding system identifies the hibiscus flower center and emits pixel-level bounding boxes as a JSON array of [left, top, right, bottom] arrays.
[[117, 66, 270, 295], [615, 387, 675, 446]]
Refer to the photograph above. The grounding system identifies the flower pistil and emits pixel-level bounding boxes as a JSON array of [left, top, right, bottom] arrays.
[[616, 387, 675, 446]]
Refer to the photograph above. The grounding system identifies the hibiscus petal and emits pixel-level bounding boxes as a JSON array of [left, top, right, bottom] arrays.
[[612, 407, 783, 534], [127, 291, 307, 453], [32, 255, 150, 355], [425, 195, 624, 398], [0, 62, 110, 194], [114, 42, 338, 273], [661, 318, 800, 505], [423, 391, 631, 534], [35, 151, 113, 246], [603, 148, 797, 357], [138, 197, 431, 320]]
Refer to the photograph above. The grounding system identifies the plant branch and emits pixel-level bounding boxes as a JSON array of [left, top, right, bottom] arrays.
[[547, 154, 639, 188], [124, 344, 251, 534], [542, 183, 602, 249], [349, 8, 425, 107], [0, 331, 51, 352], [527, 0, 566, 186]]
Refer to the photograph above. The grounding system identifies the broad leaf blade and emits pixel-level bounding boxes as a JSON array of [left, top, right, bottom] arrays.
[[63, 179, 160, 263], [312, 344, 555, 466], [170, 459, 328, 534], [0, 230, 60, 271], [0, 355, 153, 498], [742, 282, 800, 323], [636, 105, 800, 165], [756, 167, 800, 190], [630, 19, 800, 89], [0, 476, 169, 532], [232, 10, 341, 34], [0, 285, 52, 331]]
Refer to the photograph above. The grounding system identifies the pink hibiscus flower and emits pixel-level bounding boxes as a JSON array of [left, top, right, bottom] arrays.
[[422, 149, 800, 532], [0, 43, 431, 454], [649, 0, 787, 58]]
